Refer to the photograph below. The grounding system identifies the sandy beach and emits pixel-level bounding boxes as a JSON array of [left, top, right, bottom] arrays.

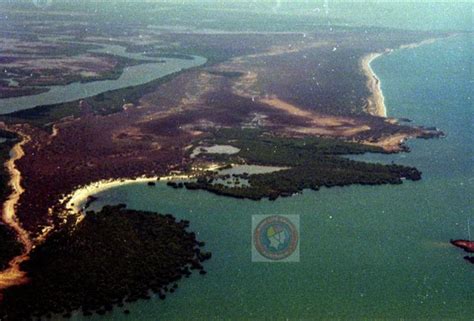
[[360, 52, 387, 118], [63, 175, 188, 215], [361, 37, 443, 119], [63, 163, 224, 216]]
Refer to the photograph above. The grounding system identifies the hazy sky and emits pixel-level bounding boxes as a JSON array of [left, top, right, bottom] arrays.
[[2, 0, 471, 32]]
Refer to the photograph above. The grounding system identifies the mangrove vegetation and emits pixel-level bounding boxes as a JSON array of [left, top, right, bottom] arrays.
[[0, 205, 210, 320], [182, 128, 422, 200]]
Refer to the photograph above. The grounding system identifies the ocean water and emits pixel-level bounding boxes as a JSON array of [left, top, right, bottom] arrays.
[[319, 2, 472, 32], [67, 33, 473, 321]]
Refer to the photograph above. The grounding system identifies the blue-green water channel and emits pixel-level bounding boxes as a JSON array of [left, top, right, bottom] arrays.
[[0, 42, 206, 114]]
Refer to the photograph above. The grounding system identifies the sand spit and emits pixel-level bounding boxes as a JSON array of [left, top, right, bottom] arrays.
[[399, 38, 438, 50]]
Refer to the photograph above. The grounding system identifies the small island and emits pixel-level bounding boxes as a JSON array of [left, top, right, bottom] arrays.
[[450, 239, 474, 253], [451, 239, 474, 265]]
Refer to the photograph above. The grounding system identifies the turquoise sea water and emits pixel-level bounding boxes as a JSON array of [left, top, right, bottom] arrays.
[[67, 33, 473, 320], [319, 2, 472, 32]]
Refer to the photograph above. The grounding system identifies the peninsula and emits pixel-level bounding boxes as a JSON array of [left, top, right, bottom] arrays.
[[0, 3, 452, 320]]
